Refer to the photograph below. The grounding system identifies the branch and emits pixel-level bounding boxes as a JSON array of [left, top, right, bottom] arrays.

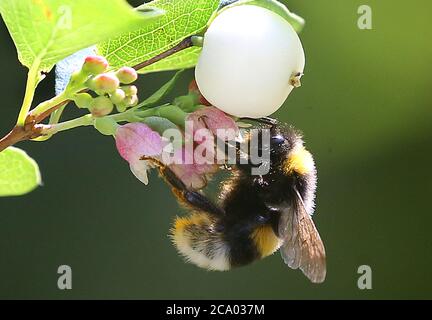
[[132, 36, 194, 71], [0, 35, 197, 152], [0, 127, 28, 151], [16, 60, 41, 126], [0, 117, 43, 152], [32, 100, 70, 123]]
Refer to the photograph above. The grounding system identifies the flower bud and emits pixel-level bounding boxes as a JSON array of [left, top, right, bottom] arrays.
[[82, 56, 109, 75], [94, 117, 119, 136], [116, 67, 138, 84], [124, 95, 139, 107], [69, 70, 88, 87], [89, 96, 114, 117], [73, 93, 93, 109], [116, 103, 128, 113], [110, 89, 126, 105], [122, 85, 138, 97], [89, 73, 120, 94]]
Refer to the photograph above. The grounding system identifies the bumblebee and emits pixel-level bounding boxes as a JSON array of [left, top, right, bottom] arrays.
[[144, 119, 326, 283]]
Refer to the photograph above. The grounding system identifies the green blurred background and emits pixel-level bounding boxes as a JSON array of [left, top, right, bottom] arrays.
[[0, 0, 431, 299]]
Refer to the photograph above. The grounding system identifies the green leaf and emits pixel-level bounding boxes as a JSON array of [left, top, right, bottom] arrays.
[[139, 47, 202, 75], [173, 93, 200, 112], [142, 117, 179, 136], [138, 70, 185, 108], [0, 0, 164, 73], [98, 0, 220, 74], [218, 0, 305, 33], [0, 147, 41, 197]]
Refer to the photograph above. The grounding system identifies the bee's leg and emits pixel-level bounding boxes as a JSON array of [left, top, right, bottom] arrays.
[[142, 157, 229, 270], [214, 135, 242, 167], [239, 117, 278, 126], [141, 157, 224, 217], [142, 157, 186, 191]]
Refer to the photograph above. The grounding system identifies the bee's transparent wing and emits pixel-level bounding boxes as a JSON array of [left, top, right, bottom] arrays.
[[279, 190, 326, 283]]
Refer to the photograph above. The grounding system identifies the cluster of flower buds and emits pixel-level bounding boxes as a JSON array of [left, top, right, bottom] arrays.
[[71, 56, 139, 117]]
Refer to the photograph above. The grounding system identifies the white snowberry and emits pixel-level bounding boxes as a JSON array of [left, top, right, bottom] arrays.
[[195, 5, 305, 118]]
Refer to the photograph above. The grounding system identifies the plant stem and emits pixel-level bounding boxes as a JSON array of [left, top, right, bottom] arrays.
[[42, 114, 94, 135], [41, 111, 136, 136], [0, 35, 199, 151], [49, 105, 66, 125], [0, 127, 30, 152], [16, 62, 40, 126], [132, 36, 194, 71], [30, 91, 69, 118], [33, 35, 196, 122], [136, 105, 187, 128], [40, 103, 181, 137], [34, 100, 70, 124], [191, 36, 204, 47]]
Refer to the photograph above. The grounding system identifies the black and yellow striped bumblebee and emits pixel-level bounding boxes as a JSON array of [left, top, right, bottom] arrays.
[[144, 119, 326, 283]]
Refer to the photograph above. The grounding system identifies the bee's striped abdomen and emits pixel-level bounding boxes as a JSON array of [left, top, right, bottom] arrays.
[[171, 212, 231, 271]]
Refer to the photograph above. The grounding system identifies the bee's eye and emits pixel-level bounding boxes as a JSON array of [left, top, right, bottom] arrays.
[[271, 135, 285, 145], [256, 215, 268, 224]]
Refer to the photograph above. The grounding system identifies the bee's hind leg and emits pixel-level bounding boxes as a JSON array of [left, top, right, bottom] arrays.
[[141, 157, 228, 270], [141, 157, 224, 217]]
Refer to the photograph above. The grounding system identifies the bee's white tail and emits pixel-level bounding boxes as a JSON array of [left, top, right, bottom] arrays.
[[171, 212, 231, 271]]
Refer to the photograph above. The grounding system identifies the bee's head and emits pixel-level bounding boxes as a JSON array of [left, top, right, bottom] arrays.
[[238, 121, 306, 176], [268, 124, 303, 164], [270, 124, 316, 182]]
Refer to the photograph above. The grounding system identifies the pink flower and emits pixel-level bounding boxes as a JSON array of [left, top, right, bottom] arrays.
[[163, 107, 238, 189], [187, 107, 239, 138], [115, 123, 164, 185], [168, 147, 218, 190], [115, 108, 239, 189]]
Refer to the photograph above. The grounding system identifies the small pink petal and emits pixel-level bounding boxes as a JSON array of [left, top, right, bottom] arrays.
[[129, 160, 150, 185], [170, 165, 206, 190], [168, 146, 218, 190], [187, 107, 239, 137], [115, 123, 163, 163], [170, 163, 217, 190]]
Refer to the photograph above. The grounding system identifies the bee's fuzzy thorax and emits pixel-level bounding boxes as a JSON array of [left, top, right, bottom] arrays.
[[283, 144, 315, 176], [282, 144, 317, 215]]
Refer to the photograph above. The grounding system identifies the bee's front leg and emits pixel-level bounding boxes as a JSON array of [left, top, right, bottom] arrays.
[[240, 117, 278, 126], [141, 157, 224, 217]]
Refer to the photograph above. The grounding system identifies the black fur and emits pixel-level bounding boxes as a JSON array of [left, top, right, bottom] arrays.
[[218, 123, 314, 265]]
